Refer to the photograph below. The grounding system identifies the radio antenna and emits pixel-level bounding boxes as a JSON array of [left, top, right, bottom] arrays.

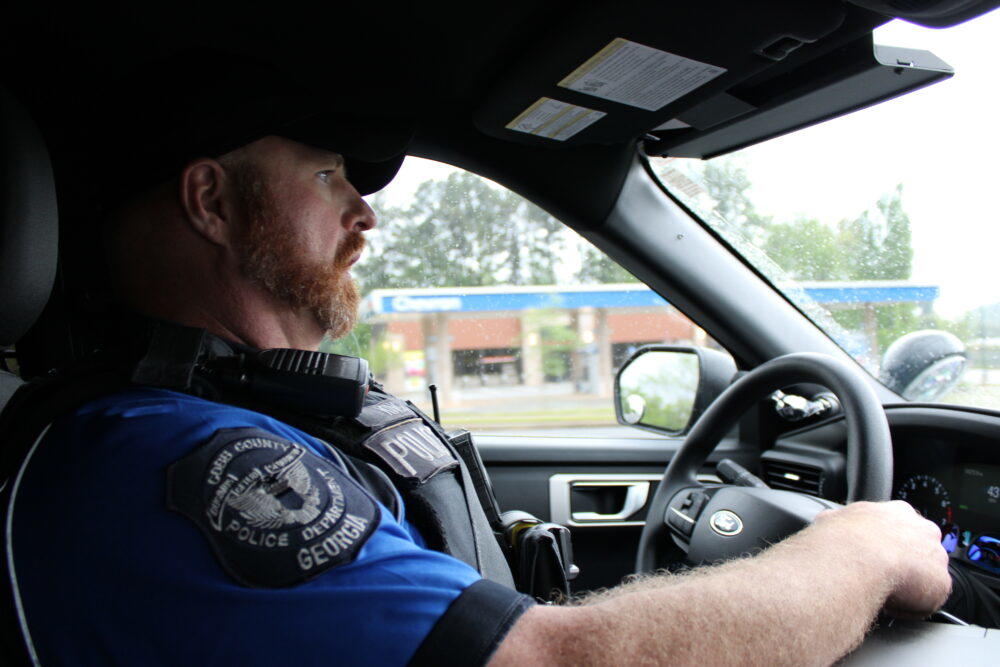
[[428, 384, 442, 425]]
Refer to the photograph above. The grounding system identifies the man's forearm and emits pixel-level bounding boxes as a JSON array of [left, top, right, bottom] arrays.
[[492, 525, 894, 666]]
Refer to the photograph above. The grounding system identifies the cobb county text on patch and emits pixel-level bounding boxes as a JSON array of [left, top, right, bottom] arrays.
[[167, 427, 378, 587]]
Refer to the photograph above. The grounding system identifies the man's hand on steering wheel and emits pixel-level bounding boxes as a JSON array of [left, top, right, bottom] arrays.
[[637, 352, 894, 572], [808, 501, 952, 619]]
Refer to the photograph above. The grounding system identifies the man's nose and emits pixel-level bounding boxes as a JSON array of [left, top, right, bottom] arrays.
[[345, 190, 377, 232]]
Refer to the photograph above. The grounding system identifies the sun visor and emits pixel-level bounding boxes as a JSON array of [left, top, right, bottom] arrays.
[[472, 1, 952, 159], [845, 0, 1000, 28], [473, 1, 852, 150], [643, 39, 953, 159]]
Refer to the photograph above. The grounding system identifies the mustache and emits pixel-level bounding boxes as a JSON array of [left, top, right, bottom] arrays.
[[334, 232, 366, 268]]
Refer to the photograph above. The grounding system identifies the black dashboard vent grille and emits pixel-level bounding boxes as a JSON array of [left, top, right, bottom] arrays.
[[762, 460, 823, 496]]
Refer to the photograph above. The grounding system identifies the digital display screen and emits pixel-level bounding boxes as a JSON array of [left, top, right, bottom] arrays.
[[891, 435, 1000, 576], [959, 465, 1000, 518]]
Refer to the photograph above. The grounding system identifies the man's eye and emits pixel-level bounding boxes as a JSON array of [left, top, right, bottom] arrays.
[[318, 170, 336, 183]]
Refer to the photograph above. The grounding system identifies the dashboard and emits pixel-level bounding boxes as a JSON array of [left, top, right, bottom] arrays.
[[893, 434, 1000, 576], [773, 404, 1000, 625]]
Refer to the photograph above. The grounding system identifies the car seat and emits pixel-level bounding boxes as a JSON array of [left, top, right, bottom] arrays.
[[0, 86, 59, 411]]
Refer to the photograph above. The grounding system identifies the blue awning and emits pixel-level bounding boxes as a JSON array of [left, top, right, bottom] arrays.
[[363, 282, 939, 315]]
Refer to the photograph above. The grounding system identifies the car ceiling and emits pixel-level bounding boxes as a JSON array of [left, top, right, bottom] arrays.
[[2, 0, 997, 230]]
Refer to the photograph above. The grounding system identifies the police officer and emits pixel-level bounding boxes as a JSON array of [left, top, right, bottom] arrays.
[[6, 55, 951, 666]]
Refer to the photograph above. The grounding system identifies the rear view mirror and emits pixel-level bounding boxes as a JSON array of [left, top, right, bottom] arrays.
[[615, 345, 737, 435]]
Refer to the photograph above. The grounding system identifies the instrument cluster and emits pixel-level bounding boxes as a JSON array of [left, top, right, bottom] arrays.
[[895, 464, 1000, 575]]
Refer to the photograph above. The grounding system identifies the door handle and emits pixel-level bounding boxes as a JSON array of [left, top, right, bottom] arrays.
[[549, 473, 664, 527], [549, 473, 721, 527], [570, 481, 650, 523]]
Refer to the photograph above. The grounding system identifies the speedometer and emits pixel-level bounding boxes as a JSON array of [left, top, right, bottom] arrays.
[[896, 474, 953, 533]]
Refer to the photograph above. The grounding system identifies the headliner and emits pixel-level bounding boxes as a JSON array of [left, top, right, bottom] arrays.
[[1, 1, 995, 228]]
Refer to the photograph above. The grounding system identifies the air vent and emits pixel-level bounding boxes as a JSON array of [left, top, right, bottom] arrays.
[[761, 460, 823, 496]]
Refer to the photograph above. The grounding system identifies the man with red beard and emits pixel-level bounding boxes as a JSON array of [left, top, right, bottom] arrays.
[[6, 56, 541, 665], [106, 137, 371, 350], [4, 55, 951, 667]]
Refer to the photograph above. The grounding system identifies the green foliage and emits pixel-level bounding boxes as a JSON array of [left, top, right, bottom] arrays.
[[760, 217, 843, 280], [759, 184, 913, 283], [320, 323, 403, 375], [618, 352, 699, 432], [347, 161, 928, 362], [320, 322, 372, 357], [698, 160, 772, 244], [663, 159, 926, 356], [355, 172, 563, 292], [540, 322, 578, 379], [576, 244, 640, 284], [520, 309, 580, 380], [758, 184, 918, 352]]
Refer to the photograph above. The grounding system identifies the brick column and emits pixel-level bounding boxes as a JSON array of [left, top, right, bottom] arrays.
[[422, 312, 454, 405], [519, 313, 543, 388]]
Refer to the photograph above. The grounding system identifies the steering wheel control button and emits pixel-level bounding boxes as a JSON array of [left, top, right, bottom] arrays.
[[666, 488, 711, 538], [687, 491, 708, 519], [709, 510, 743, 536], [667, 506, 696, 537]]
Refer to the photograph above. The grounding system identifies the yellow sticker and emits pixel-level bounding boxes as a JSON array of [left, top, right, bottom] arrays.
[[559, 38, 726, 111], [506, 97, 606, 141]]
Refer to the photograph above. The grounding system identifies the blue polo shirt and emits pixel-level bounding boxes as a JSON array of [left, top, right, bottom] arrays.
[[9, 387, 482, 665]]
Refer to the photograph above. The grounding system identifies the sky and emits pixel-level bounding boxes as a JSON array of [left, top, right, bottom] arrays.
[[730, 10, 1000, 317], [369, 10, 1000, 319]]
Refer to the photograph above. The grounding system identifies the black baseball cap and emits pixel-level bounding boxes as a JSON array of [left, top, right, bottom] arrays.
[[92, 50, 413, 203]]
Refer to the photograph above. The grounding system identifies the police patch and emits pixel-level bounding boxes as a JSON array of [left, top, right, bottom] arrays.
[[353, 395, 459, 484], [167, 427, 378, 587], [363, 419, 457, 484]]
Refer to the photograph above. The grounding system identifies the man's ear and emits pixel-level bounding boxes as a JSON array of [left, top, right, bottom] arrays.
[[178, 158, 237, 247]]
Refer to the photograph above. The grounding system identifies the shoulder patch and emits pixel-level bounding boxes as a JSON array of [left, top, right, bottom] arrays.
[[363, 419, 458, 484], [354, 395, 459, 484], [167, 427, 378, 587]]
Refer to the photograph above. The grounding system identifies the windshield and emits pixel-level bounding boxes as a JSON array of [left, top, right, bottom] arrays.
[[651, 12, 1000, 410]]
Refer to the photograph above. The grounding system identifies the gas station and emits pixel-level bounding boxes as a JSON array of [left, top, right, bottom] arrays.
[[359, 281, 939, 406]]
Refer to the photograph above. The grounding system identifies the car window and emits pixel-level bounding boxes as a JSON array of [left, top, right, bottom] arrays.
[[322, 157, 725, 434], [651, 13, 1000, 410]]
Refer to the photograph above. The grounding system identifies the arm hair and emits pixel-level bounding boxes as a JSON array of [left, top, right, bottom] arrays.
[[490, 525, 892, 666]]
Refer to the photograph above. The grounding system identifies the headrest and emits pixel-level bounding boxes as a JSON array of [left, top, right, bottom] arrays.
[[0, 86, 58, 346]]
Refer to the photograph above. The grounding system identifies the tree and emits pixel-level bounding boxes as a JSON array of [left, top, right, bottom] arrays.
[[354, 172, 564, 292], [697, 159, 772, 244], [576, 244, 640, 284], [674, 158, 919, 356], [843, 185, 913, 281], [759, 217, 843, 281]]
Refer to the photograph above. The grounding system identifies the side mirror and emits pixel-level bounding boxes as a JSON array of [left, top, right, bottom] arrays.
[[879, 330, 966, 401], [614, 345, 737, 435]]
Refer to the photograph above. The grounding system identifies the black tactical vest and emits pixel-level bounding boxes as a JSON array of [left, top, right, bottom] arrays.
[[25, 318, 517, 588], [280, 386, 515, 587]]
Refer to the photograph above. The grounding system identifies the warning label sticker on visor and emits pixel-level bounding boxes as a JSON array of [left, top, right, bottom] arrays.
[[506, 98, 606, 141], [559, 38, 726, 111]]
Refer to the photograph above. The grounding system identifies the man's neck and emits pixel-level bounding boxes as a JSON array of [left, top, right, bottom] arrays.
[[134, 280, 325, 351], [188, 301, 324, 351]]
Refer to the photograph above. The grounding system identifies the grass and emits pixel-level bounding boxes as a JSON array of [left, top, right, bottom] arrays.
[[445, 406, 617, 428]]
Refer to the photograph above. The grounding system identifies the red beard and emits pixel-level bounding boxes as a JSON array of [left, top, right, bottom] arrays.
[[233, 165, 363, 340]]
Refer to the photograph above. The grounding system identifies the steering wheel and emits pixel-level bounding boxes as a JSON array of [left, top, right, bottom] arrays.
[[635, 352, 893, 573]]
